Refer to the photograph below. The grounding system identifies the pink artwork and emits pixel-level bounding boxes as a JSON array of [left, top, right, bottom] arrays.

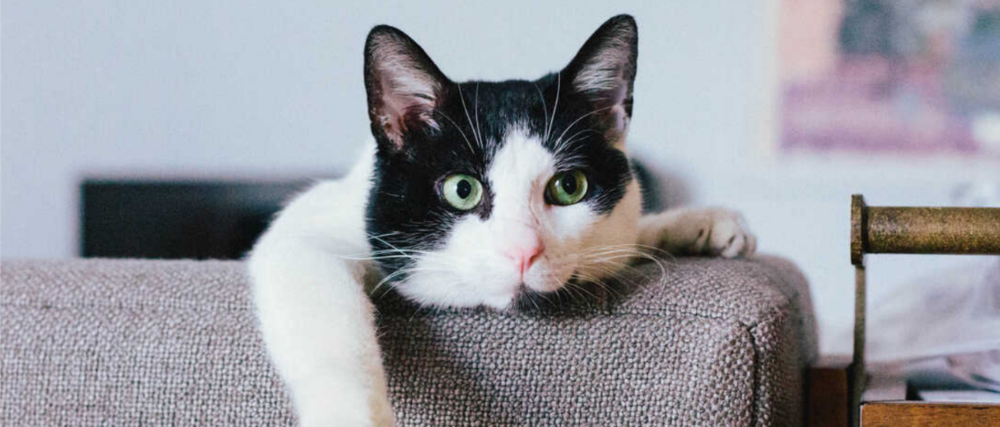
[[780, 0, 1000, 157]]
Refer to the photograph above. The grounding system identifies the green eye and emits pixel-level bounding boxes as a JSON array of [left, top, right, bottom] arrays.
[[441, 174, 483, 211], [547, 170, 589, 206]]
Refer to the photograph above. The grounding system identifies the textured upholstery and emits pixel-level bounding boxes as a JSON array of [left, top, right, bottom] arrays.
[[1, 257, 816, 426]]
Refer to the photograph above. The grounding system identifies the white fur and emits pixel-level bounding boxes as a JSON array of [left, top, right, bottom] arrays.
[[249, 144, 397, 427], [249, 137, 754, 426], [573, 51, 629, 95]]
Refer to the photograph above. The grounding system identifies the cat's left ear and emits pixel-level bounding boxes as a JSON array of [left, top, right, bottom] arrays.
[[561, 15, 638, 141], [364, 25, 450, 150]]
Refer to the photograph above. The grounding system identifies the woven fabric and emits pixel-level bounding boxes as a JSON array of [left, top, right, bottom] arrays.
[[1, 257, 816, 426]]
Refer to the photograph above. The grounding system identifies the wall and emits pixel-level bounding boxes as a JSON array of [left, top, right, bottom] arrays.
[[2, 1, 770, 255], [3, 0, 996, 354]]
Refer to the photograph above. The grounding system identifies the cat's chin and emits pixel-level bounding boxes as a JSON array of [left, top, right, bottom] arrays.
[[433, 284, 551, 311], [394, 280, 522, 310], [482, 294, 517, 310], [489, 282, 567, 312], [479, 283, 531, 310], [392, 264, 574, 310]]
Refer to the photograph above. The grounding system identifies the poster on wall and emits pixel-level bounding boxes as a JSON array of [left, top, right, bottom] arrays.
[[779, 0, 1000, 158]]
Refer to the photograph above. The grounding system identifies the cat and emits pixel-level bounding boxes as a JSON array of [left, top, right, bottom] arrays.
[[248, 14, 755, 426]]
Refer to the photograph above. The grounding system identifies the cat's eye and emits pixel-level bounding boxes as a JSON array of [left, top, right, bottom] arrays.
[[546, 170, 589, 206], [441, 174, 484, 211]]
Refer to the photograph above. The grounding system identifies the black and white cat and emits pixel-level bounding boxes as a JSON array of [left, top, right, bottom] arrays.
[[249, 15, 755, 426]]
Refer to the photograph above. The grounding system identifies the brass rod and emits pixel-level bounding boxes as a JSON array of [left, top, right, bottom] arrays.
[[864, 206, 1000, 255], [851, 195, 866, 265], [852, 195, 1000, 258], [850, 265, 866, 427]]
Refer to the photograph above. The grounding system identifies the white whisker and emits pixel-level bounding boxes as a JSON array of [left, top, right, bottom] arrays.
[[457, 84, 482, 148], [370, 267, 409, 296], [549, 73, 561, 143], [553, 106, 614, 153], [532, 81, 550, 142], [434, 110, 476, 154], [475, 82, 484, 146]]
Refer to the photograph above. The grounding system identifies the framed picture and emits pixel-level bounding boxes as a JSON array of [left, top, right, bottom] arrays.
[[779, 0, 1000, 158]]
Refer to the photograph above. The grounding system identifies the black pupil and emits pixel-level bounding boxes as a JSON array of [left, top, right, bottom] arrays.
[[561, 174, 577, 194], [456, 179, 472, 199]]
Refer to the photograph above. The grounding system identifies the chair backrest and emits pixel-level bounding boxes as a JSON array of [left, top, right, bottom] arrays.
[[846, 194, 1000, 427]]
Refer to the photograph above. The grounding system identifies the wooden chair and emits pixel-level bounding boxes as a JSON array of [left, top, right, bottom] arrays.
[[807, 195, 1000, 427]]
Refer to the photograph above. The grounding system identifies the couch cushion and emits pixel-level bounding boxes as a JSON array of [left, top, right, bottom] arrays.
[[1, 257, 816, 426]]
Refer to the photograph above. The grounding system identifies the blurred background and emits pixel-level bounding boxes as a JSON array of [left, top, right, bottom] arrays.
[[2, 0, 999, 356]]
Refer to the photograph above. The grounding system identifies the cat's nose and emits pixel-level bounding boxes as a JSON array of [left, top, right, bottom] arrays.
[[504, 239, 544, 276]]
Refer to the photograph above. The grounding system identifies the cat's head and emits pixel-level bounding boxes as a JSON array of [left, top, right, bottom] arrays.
[[364, 15, 642, 309]]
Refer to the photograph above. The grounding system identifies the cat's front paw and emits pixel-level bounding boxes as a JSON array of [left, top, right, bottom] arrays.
[[298, 405, 395, 427], [642, 207, 757, 258], [696, 209, 756, 258], [294, 377, 396, 427]]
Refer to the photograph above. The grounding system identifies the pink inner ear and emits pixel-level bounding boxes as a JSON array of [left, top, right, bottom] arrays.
[[609, 104, 628, 137], [595, 77, 629, 138], [377, 73, 439, 148]]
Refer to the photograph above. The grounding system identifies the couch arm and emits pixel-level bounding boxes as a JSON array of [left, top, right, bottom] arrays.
[[1, 257, 816, 426]]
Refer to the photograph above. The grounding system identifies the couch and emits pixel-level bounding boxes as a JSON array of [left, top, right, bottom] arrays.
[[1, 256, 816, 426]]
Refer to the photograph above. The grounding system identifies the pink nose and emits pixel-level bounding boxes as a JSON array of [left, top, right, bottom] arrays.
[[504, 241, 544, 276]]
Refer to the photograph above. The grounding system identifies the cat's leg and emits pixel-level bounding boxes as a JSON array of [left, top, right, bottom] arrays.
[[636, 207, 756, 258], [248, 172, 395, 425]]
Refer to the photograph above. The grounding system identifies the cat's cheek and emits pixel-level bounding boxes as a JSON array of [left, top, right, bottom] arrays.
[[548, 204, 599, 241]]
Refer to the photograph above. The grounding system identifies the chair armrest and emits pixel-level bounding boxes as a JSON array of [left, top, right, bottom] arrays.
[[2, 256, 816, 426]]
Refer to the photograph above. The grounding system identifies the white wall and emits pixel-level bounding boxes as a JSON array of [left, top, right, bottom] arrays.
[[3, 1, 997, 354], [2, 1, 769, 256]]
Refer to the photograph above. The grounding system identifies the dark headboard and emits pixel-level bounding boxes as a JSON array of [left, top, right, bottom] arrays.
[[81, 180, 313, 259]]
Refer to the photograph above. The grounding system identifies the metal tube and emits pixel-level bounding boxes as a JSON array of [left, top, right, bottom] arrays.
[[865, 206, 1000, 255], [850, 265, 866, 427], [851, 194, 1000, 259]]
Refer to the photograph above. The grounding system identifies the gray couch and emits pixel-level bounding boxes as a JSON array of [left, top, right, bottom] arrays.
[[1, 256, 816, 426]]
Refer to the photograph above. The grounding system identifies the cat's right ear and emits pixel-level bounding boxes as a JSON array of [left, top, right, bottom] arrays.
[[364, 25, 450, 150]]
